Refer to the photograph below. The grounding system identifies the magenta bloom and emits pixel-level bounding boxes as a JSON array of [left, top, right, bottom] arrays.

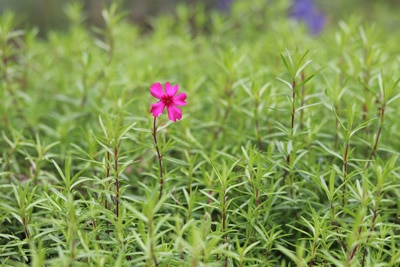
[[150, 82, 187, 122]]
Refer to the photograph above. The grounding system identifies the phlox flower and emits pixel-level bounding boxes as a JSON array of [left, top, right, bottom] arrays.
[[150, 82, 187, 122]]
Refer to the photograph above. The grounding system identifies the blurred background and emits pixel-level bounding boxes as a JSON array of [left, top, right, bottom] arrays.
[[0, 0, 399, 36]]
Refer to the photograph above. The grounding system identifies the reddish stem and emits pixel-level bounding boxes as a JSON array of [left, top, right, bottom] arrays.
[[22, 217, 30, 239], [361, 192, 381, 266], [106, 150, 110, 191], [291, 79, 296, 130], [348, 226, 363, 262], [105, 151, 111, 234], [152, 117, 164, 200]]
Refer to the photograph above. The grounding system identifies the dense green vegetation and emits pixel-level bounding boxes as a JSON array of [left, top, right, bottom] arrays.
[[1, 1, 399, 266]]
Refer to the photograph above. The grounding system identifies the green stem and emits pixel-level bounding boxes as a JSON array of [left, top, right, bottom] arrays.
[[114, 146, 119, 219], [342, 142, 349, 208], [366, 103, 385, 168]]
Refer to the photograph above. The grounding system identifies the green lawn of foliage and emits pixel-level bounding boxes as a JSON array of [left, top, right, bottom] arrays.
[[1, 1, 400, 266]]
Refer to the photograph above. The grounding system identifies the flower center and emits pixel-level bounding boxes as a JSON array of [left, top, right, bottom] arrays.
[[161, 95, 174, 107]]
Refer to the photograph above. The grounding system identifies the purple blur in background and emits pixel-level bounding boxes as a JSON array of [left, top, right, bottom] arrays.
[[216, 0, 234, 12], [216, 0, 326, 35], [289, 0, 326, 35]]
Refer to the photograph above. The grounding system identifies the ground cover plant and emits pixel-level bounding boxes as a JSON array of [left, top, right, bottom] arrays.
[[1, 1, 400, 266]]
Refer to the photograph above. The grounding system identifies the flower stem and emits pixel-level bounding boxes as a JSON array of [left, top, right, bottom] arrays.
[[152, 117, 164, 200]]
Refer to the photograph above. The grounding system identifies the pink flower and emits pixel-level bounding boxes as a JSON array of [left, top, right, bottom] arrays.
[[150, 82, 187, 122]]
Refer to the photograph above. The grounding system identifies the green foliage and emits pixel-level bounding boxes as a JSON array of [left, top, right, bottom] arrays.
[[1, 1, 400, 266]]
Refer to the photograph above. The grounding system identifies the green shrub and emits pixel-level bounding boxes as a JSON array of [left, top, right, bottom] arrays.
[[1, 1, 399, 266]]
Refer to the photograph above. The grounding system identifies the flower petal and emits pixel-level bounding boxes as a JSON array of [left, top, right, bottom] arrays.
[[173, 92, 187, 106], [150, 82, 164, 99], [166, 105, 182, 122], [165, 82, 178, 96], [150, 102, 165, 117]]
